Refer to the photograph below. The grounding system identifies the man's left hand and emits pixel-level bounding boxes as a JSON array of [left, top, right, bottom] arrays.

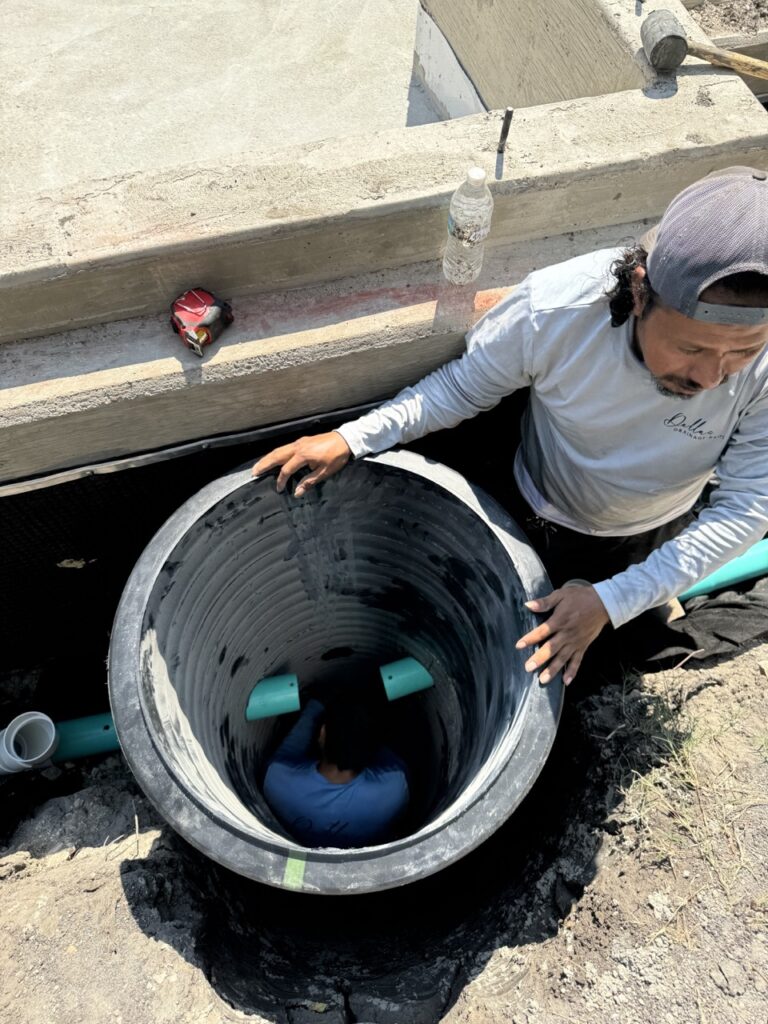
[[516, 584, 610, 687]]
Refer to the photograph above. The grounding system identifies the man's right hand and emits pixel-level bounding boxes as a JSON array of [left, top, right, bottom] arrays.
[[251, 431, 352, 497]]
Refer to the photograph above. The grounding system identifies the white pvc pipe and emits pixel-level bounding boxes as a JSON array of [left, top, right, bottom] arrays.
[[0, 712, 58, 774]]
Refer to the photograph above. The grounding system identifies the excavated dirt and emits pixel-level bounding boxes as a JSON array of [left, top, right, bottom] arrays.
[[692, 0, 768, 37], [2, 638, 767, 1024]]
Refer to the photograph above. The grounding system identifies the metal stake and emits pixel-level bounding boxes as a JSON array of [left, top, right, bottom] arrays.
[[497, 107, 514, 153]]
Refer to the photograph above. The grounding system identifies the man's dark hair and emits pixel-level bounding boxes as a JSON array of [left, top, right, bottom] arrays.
[[607, 245, 768, 327], [607, 245, 651, 327], [322, 698, 383, 773]]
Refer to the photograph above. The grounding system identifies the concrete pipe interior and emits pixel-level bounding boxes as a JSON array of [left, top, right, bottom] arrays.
[[109, 450, 562, 894]]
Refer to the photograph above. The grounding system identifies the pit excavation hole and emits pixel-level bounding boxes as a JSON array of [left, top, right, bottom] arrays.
[[0, 406, 700, 1023]]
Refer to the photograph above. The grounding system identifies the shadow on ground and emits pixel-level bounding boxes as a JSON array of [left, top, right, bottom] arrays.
[[119, 671, 692, 1024]]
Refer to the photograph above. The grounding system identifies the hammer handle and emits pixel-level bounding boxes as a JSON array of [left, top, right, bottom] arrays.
[[688, 42, 768, 83]]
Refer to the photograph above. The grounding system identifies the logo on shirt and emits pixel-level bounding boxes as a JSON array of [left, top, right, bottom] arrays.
[[663, 413, 725, 442]]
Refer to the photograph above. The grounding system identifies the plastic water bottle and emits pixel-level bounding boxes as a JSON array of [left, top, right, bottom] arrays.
[[442, 167, 494, 285]]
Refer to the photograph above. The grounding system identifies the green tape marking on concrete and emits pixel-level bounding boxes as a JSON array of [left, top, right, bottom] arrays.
[[283, 853, 307, 890]]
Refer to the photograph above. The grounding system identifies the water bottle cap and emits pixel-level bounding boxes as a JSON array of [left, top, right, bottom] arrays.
[[467, 167, 487, 187]]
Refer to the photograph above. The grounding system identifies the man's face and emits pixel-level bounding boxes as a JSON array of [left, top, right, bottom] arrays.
[[633, 272, 768, 398]]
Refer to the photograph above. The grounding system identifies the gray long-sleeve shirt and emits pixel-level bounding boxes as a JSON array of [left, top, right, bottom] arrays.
[[336, 249, 768, 628]]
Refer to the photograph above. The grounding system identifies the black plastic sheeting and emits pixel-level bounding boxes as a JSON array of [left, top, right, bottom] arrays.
[[0, 426, 336, 686]]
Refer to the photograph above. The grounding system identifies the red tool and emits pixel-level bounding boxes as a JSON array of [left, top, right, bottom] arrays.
[[170, 288, 233, 357]]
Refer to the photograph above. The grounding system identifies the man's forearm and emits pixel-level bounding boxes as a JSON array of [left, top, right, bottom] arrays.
[[336, 302, 531, 458], [271, 699, 325, 763], [336, 282, 533, 458], [594, 501, 768, 627], [337, 362, 497, 457]]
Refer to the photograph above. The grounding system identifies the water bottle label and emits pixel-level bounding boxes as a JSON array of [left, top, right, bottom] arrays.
[[447, 215, 490, 245]]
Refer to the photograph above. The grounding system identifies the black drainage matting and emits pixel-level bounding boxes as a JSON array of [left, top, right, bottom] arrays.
[[108, 450, 563, 894]]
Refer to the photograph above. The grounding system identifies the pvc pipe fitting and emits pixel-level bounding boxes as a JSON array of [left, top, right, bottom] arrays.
[[244, 675, 300, 721], [0, 712, 58, 774], [379, 657, 434, 701], [245, 660, 432, 720]]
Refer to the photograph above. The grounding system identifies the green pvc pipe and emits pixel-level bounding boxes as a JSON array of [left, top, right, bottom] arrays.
[[679, 538, 768, 601], [53, 712, 120, 762], [245, 674, 300, 721], [379, 657, 434, 701]]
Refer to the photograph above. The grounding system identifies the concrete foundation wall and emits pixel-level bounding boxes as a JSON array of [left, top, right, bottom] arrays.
[[3, 72, 767, 346], [0, 223, 645, 483], [413, 5, 486, 119], [4, 0, 768, 485], [2, 186, 767, 487], [420, 0, 647, 109]]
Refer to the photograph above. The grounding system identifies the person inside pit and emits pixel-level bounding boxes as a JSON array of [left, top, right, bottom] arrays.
[[263, 687, 409, 848], [251, 167, 768, 687]]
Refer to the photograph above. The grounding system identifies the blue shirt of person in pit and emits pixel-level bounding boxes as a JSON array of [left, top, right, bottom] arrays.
[[263, 698, 409, 848]]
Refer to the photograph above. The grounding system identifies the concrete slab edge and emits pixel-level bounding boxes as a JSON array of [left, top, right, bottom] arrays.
[[2, 73, 766, 343], [0, 212, 740, 482]]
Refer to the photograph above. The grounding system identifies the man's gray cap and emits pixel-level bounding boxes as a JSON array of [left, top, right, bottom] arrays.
[[645, 166, 768, 326]]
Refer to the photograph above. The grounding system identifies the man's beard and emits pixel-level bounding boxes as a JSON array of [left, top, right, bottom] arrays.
[[652, 375, 728, 399]]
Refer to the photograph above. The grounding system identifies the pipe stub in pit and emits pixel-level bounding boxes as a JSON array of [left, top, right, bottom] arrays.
[[108, 451, 563, 894], [0, 712, 58, 774]]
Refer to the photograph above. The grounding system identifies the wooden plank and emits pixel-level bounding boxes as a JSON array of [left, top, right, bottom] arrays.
[[711, 33, 768, 97]]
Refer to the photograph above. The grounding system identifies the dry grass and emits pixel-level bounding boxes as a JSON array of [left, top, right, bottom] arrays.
[[614, 671, 766, 949]]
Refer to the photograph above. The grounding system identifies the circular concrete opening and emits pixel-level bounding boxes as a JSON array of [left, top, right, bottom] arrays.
[[109, 451, 562, 893]]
